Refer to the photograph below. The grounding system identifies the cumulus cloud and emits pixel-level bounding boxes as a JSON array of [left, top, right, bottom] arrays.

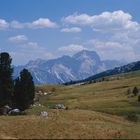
[[31, 18, 57, 28], [2, 10, 140, 64], [8, 35, 28, 43], [0, 19, 9, 29], [61, 27, 81, 33], [62, 13, 93, 25], [58, 44, 86, 55], [10, 42, 55, 65], [62, 10, 140, 62], [20, 42, 54, 59], [10, 21, 25, 29], [62, 10, 139, 32], [1, 18, 57, 29], [87, 39, 137, 62]]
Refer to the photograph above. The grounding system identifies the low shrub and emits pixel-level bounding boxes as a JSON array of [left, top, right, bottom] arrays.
[[126, 112, 138, 122], [138, 95, 140, 102]]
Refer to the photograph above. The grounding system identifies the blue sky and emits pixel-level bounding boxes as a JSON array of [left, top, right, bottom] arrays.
[[0, 0, 140, 65]]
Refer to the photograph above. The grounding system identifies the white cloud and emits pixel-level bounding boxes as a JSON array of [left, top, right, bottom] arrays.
[[61, 27, 81, 33], [58, 44, 86, 55], [0, 18, 58, 29], [19, 42, 54, 59], [11, 51, 54, 65], [0, 19, 9, 29], [20, 42, 40, 49], [10, 21, 25, 29], [10, 42, 55, 65], [62, 10, 140, 62], [8, 35, 28, 43], [62, 13, 93, 25], [62, 10, 139, 32], [87, 39, 137, 62], [31, 18, 57, 28], [1, 10, 140, 64]]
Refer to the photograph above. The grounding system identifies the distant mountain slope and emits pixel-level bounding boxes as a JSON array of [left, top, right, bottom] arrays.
[[80, 61, 140, 83], [14, 50, 124, 84]]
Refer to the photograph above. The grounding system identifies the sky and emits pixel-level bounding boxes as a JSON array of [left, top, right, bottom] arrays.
[[0, 0, 140, 65]]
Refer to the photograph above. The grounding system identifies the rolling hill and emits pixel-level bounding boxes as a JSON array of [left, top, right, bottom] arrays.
[[67, 60, 140, 85]]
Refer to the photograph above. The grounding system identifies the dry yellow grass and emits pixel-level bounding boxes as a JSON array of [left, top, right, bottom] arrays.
[[1, 109, 140, 139]]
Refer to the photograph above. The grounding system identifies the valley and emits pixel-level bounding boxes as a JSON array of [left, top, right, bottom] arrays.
[[0, 70, 140, 139]]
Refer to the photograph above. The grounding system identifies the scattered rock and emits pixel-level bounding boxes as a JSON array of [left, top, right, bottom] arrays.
[[32, 103, 44, 107], [8, 109, 21, 115], [54, 104, 66, 109], [44, 92, 48, 95], [48, 104, 68, 110], [0, 105, 12, 115], [40, 111, 48, 117]]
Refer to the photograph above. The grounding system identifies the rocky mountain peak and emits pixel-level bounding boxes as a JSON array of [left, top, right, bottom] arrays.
[[14, 50, 124, 84]]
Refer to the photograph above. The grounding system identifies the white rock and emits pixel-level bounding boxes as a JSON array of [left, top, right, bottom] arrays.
[[40, 111, 48, 117]]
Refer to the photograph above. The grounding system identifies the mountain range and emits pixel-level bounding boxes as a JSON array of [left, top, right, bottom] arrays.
[[13, 50, 124, 84], [78, 60, 140, 84]]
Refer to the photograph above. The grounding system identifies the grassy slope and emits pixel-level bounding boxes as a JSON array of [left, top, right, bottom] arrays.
[[0, 71, 140, 139], [39, 71, 140, 116]]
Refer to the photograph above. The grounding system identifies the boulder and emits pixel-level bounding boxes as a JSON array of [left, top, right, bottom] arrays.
[[8, 109, 21, 115]]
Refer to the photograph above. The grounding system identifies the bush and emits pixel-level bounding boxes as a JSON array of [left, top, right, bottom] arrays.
[[138, 95, 140, 102], [132, 87, 139, 96], [127, 112, 138, 122], [65, 106, 69, 110]]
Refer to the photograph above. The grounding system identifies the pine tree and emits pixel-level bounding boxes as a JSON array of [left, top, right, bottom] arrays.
[[14, 69, 35, 110], [13, 77, 21, 108], [0, 52, 13, 107], [132, 87, 139, 96]]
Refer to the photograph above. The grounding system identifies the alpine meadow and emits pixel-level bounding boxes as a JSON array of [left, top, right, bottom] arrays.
[[0, 0, 140, 139]]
